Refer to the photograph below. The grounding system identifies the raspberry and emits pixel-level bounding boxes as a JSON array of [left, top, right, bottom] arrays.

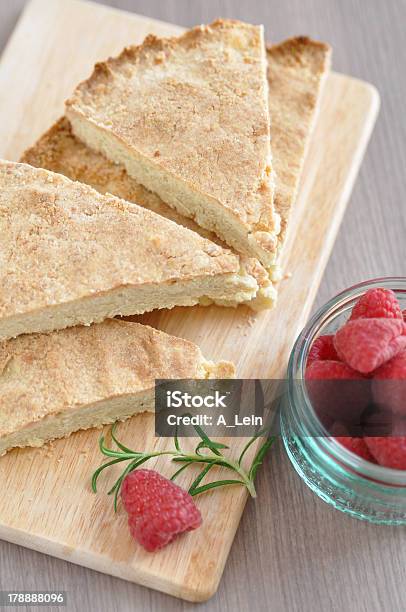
[[329, 421, 375, 461], [335, 437, 377, 462], [372, 350, 406, 416], [365, 424, 406, 469], [308, 335, 339, 363], [350, 288, 402, 321], [403, 309, 406, 323], [361, 407, 394, 437], [121, 469, 202, 552], [306, 361, 370, 427], [334, 318, 406, 374], [306, 360, 364, 380]]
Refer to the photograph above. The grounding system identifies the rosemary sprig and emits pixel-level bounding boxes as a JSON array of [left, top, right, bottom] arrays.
[[91, 422, 275, 510]]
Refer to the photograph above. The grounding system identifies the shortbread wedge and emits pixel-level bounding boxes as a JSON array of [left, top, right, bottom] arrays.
[[0, 160, 259, 341], [0, 319, 234, 456], [267, 37, 331, 277], [65, 19, 280, 268], [24, 35, 330, 294], [21, 118, 276, 311]]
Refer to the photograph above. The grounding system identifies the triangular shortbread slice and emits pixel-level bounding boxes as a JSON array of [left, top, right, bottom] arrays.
[[0, 319, 234, 456], [267, 37, 331, 277], [0, 160, 258, 341], [23, 35, 329, 295], [21, 117, 276, 311], [65, 19, 280, 268]]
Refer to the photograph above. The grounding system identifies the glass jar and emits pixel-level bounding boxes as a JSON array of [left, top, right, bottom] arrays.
[[280, 277, 406, 524]]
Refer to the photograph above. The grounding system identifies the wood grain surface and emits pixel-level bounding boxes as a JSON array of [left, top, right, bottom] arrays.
[[0, 0, 404, 611]]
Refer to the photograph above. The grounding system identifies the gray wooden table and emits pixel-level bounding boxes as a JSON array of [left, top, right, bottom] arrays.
[[1, 1, 405, 611]]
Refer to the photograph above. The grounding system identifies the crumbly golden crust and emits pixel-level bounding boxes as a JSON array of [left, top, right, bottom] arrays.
[[267, 37, 331, 242], [0, 319, 234, 446], [0, 160, 255, 324], [21, 117, 275, 309], [22, 117, 207, 230], [20, 34, 330, 306], [65, 19, 278, 261]]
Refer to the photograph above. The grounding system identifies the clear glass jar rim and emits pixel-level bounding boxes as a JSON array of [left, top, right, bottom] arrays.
[[288, 276, 406, 486]]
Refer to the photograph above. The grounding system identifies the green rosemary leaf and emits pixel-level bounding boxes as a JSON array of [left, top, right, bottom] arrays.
[[174, 425, 181, 452], [192, 423, 211, 442], [190, 479, 244, 496], [195, 440, 210, 456], [193, 424, 221, 455], [109, 458, 139, 511], [188, 463, 213, 494], [99, 434, 138, 459], [91, 457, 129, 493], [193, 424, 229, 456], [196, 439, 229, 455], [110, 423, 135, 454], [107, 457, 138, 496], [112, 482, 121, 513], [172, 456, 231, 468], [211, 440, 229, 450], [237, 438, 256, 466], [238, 426, 271, 466], [248, 437, 276, 481], [170, 462, 192, 481]]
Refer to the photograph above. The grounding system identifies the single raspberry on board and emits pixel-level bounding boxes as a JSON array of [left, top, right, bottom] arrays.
[[372, 350, 406, 416], [365, 426, 406, 469], [308, 335, 340, 363], [121, 469, 202, 552], [334, 318, 406, 374], [350, 288, 402, 321]]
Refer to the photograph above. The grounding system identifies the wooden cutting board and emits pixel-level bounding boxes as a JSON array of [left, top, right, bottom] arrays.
[[0, 0, 379, 602]]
